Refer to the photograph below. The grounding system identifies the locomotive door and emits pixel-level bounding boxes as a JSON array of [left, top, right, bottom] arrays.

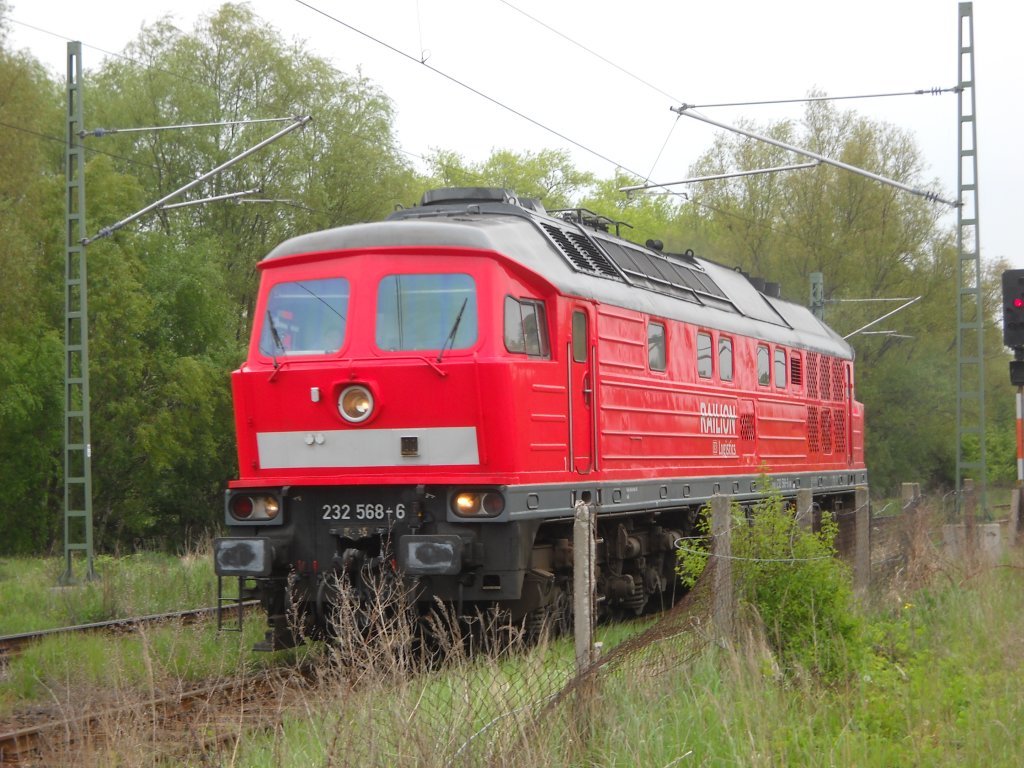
[[845, 363, 854, 465], [568, 308, 595, 474]]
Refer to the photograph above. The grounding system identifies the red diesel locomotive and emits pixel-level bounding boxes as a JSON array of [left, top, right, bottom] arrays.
[[214, 187, 867, 650]]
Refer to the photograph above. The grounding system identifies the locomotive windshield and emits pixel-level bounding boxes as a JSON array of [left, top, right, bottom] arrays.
[[376, 273, 478, 352], [259, 277, 349, 356]]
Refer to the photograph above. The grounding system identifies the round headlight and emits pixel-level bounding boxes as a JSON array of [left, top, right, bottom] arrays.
[[453, 492, 481, 515], [261, 497, 281, 519], [339, 385, 374, 423]]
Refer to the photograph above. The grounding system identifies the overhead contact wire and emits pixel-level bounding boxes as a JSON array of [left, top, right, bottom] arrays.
[[497, 0, 684, 105], [291, 0, 646, 179], [680, 86, 960, 110]]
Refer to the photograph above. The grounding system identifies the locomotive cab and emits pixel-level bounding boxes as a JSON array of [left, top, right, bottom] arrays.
[[215, 192, 582, 648]]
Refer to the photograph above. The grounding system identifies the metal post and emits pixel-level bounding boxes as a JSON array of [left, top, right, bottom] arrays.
[[573, 500, 595, 671], [54, 46, 310, 586], [1012, 486, 1023, 545], [809, 272, 824, 321], [1017, 387, 1023, 486], [61, 41, 95, 583], [1015, 389, 1024, 543], [955, 2, 988, 515], [901, 482, 920, 566]]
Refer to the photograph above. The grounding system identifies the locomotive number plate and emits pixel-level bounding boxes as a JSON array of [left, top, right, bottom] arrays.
[[321, 502, 407, 522]]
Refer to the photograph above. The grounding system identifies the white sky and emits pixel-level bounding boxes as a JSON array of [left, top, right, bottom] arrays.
[[7, 0, 1023, 267]]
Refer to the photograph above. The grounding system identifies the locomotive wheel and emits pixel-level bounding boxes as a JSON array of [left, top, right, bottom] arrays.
[[525, 581, 572, 640]]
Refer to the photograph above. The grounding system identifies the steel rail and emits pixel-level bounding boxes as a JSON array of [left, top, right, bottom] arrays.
[[0, 666, 294, 765]]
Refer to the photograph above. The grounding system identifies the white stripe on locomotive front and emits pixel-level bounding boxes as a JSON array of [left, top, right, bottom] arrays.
[[256, 427, 479, 468]]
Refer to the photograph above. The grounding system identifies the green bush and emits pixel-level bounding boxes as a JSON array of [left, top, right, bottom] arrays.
[[677, 487, 862, 679]]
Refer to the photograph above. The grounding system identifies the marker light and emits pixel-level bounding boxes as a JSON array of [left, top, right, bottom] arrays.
[[451, 491, 506, 518], [230, 494, 280, 522]]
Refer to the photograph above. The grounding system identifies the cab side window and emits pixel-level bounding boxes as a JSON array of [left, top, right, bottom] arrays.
[[504, 297, 550, 358]]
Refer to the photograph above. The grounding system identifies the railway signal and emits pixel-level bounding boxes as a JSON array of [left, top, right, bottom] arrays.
[[1002, 269, 1024, 488], [1001, 269, 1024, 353]]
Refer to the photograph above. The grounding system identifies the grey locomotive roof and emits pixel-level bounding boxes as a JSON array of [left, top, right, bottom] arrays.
[[263, 195, 852, 359]]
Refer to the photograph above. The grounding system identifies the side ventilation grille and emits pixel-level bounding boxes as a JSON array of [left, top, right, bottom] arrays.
[[808, 407, 821, 454], [790, 354, 803, 386], [739, 414, 755, 441]]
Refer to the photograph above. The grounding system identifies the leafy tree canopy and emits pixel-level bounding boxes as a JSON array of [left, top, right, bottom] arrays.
[[0, 8, 1013, 553], [425, 147, 594, 210], [679, 97, 1011, 492]]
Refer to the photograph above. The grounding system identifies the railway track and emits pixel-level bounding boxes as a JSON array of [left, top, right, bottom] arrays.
[[0, 667, 307, 765], [0, 601, 269, 765], [0, 602, 258, 662]]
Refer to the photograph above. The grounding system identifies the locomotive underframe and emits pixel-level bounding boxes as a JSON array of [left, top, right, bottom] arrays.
[[215, 470, 865, 650]]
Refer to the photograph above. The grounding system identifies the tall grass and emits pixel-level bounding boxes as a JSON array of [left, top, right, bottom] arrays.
[[0, 546, 218, 634], [6, 512, 1024, 767], [0, 543, 271, 719], [222, 509, 1024, 767], [511, 563, 1023, 768], [0, 610, 270, 717]]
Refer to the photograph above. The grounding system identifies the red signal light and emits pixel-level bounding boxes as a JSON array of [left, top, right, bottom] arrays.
[[232, 496, 254, 519], [1001, 270, 1024, 347]]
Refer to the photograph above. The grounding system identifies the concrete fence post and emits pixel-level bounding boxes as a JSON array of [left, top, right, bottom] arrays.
[[711, 493, 733, 643], [796, 488, 813, 531], [963, 478, 977, 566], [900, 482, 920, 509], [573, 500, 595, 672], [854, 485, 870, 596], [901, 482, 920, 564]]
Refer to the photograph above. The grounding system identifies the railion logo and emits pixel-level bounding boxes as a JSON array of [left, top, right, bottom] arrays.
[[699, 402, 737, 435]]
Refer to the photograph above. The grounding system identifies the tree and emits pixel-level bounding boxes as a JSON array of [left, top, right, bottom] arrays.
[[0, 3, 419, 552], [425, 147, 594, 210], [578, 171, 689, 252], [89, 3, 417, 341], [0, 14, 67, 553], [679, 97, 997, 493]]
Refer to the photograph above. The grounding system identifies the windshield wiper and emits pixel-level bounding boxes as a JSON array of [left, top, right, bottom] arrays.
[[436, 298, 468, 364], [265, 310, 285, 369]]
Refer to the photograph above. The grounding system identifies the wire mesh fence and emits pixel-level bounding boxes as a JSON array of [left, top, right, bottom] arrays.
[[271, 488, 999, 767], [25, 488, 1019, 766], [420, 487, 1007, 767]]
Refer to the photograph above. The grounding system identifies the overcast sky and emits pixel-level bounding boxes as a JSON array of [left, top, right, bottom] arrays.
[[7, 0, 1022, 267]]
